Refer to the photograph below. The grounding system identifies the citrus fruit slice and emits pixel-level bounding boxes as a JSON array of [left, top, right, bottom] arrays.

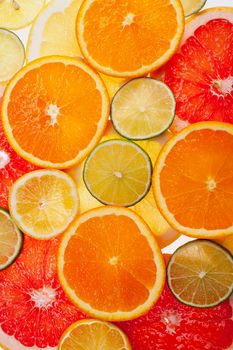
[[0, 236, 86, 350], [58, 206, 166, 321], [59, 319, 131, 350], [9, 170, 79, 239], [111, 78, 176, 139], [153, 122, 233, 238], [0, 93, 38, 209], [0, 29, 25, 83], [167, 240, 233, 308], [164, 7, 233, 126], [83, 140, 152, 206], [76, 0, 184, 77], [0, 0, 45, 29], [181, 0, 206, 17], [217, 235, 233, 255], [0, 208, 23, 271], [119, 282, 233, 350], [2, 56, 109, 169]]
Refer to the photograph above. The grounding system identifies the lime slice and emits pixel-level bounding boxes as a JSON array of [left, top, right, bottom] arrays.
[[0, 29, 25, 83], [0, 0, 45, 29], [181, 0, 207, 17], [83, 139, 152, 207], [0, 208, 23, 270], [111, 78, 176, 140], [167, 240, 233, 308]]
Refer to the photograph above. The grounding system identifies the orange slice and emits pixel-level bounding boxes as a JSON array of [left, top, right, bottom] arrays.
[[76, 0, 184, 77], [153, 122, 233, 238], [2, 56, 109, 169], [58, 319, 132, 350], [58, 206, 165, 321]]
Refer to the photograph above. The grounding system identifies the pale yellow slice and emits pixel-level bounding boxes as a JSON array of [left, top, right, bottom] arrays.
[[58, 319, 132, 350], [181, 0, 207, 17], [0, 0, 45, 29], [9, 170, 79, 239], [0, 29, 25, 83]]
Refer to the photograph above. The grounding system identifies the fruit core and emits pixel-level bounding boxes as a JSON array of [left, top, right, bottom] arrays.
[[122, 13, 135, 27], [0, 0, 20, 10], [162, 310, 182, 335], [30, 286, 56, 309], [109, 256, 119, 266], [199, 271, 207, 279], [46, 104, 60, 127], [206, 177, 217, 192], [114, 171, 123, 179], [0, 150, 10, 169], [212, 76, 233, 96]]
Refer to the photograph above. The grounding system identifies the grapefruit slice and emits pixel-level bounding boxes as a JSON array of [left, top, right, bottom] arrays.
[[76, 0, 184, 77], [9, 170, 79, 239], [0, 0, 45, 29], [164, 7, 233, 126], [58, 206, 166, 321], [0, 208, 23, 271], [2, 56, 109, 169], [58, 319, 132, 350], [0, 87, 38, 209], [118, 282, 233, 350], [153, 122, 233, 238], [0, 236, 86, 350]]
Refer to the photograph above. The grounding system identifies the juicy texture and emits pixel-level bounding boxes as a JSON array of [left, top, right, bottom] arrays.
[[118, 283, 233, 350], [164, 18, 233, 123], [0, 236, 86, 349], [77, 0, 184, 77]]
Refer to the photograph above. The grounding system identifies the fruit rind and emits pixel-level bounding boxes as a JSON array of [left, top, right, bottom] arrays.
[[83, 139, 153, 207], [153, 121, 233, 238], [2, 55, 110, 169], [111, 78, 176, 140], [58, 319, 132, 350], [167, 239, 233, 308], [57, 206, 166, 321], [0, 207, 23, 270], [76, 0, 185, 77], [9, 169, 79, 239], [183, 0, 207, 17]]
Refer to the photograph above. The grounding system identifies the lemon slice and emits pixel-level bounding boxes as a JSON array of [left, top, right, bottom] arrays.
[[83, 140, 152, 207], [0, 0, 45, 29], [0, 29, 25, 83], [9, 170, 79, 239], [167, 240, 233, 308], [111, 78, 176, 140], [0, 208, 23, 270], [181, 0, 207, 17], [58, 319, 132, 350]]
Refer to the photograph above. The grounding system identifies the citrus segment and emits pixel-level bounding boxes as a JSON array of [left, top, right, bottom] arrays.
[[83, 140, 152, 206], [77, 0, 184, 77], [59, 319, 132, 350], [111, 78, 176, 139], [0, 208, 23, 270], [27, 0, 83, 61], [0, 29, 25, 83], [167, 240, 233, 308], [180, 0, 206, 17], [0, 236, 86, 350], [58, 207, 166, 321], [153, 122, 233, 238], [2, 56, 109, 168], [118, 282, 233, 350], [0, 0, 45, 29], [164, 8, 233, 125], [9, 170, 79, 239]]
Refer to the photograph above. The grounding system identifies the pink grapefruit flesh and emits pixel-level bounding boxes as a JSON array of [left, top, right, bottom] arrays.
[[0, 236, 86, 350], [164, 11, 233, 124]]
